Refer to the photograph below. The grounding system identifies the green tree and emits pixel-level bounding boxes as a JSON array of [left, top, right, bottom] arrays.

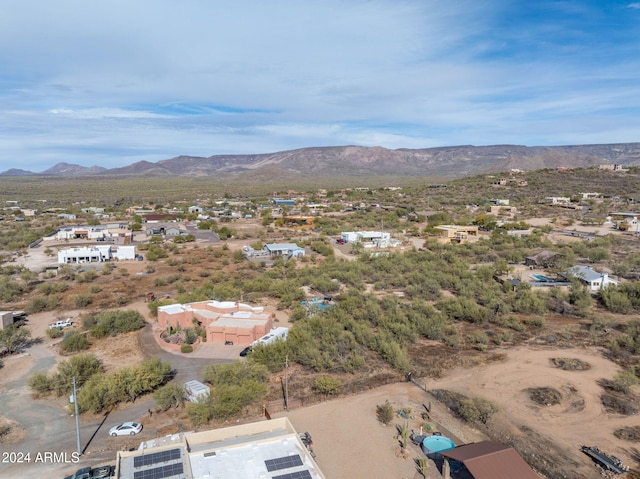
[[0, 325, 31, 354], [154, 383, 186, 410]]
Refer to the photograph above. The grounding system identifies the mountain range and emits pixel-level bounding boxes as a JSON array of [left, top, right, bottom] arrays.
[[3, 143, 640, 180]]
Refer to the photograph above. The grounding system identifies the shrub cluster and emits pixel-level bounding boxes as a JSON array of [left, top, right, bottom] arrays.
[[186, 362, 268, 425], [82, 310, 146, 338]]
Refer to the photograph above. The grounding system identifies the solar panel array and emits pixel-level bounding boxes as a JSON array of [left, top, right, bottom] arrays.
[[133, 448, 181, 468], [272, 470, 313, 479], [133, 462, 184, 479], [265, 454, 303, 472]]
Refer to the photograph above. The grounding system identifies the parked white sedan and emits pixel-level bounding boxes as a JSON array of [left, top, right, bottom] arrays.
[[109, 422, 142, 437]]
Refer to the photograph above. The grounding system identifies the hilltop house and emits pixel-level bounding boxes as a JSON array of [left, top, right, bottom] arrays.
[[562, 265, 618, 291]]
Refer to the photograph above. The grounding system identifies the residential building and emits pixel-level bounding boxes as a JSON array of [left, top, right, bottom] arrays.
[[434, 225, 479, 244], [115, 417, 325, 479], [273, 199, 296, 207], [340, 231, 393, 247], [57, 245, 136, 264], [562, 265, 619, 291], [525, 250, 562, 268], [441, 441, 539, 479], [157, 300, 275, 345], [264, 243, 306, 257]]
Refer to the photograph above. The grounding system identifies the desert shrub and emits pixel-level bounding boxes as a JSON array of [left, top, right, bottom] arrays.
[[609, 368, 638, 394], [180, 344, 193, 353], [523, 316, 546, 328], [74, 294, 93, 308], [466, 331, 489, 349], [0, 325, 31, 354], [610, 319, 640, 355], [202, 361, 269, 387], [84, 310, 146, 338], [29, 353, 106, 397], [185, 396, 215, 426], [550, 357, 591, 371], [458, 397, 499, 424], [0, 276, 30, 302], [376, 400, 394, 425], [154, 383, 186, 411], [248, 340, 289, 373], [76, 357, 171, 413], [28, 372, 53, 395], [184, 328, 198, 345], [312, 375, 341, 396], [59, 331, 90, 353], [46, 327, 64, 339], [26, 295, 49, 313], [614, 426, 640, 441], [89, 285, 102, 294]]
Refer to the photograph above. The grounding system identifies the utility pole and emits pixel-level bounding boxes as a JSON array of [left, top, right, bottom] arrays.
[[284, 355, 289, 411], [72, 376, 82, 456]]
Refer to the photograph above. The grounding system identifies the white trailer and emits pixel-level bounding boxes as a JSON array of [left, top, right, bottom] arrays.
[[252, 327, 289, 347], [184, 380, 210, 403]]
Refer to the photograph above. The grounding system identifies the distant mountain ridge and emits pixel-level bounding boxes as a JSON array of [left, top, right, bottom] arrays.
[[3, 143, 640, 180]]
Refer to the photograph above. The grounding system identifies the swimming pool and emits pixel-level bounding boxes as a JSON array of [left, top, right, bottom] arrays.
[[532, 274, 554, 282], [421, 435, 455, 454]]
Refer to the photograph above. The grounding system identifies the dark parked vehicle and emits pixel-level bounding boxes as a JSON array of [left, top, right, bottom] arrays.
[[239, 346, 252, 357], [64, 464, 114, 479]]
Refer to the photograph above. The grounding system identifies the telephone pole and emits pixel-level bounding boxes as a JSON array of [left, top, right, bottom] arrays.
[[284, 355, 289, 411], [72, 376, 82, 456]]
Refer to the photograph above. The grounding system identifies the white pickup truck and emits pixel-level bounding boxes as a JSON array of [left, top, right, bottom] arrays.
[[48, 319, 73, 329]]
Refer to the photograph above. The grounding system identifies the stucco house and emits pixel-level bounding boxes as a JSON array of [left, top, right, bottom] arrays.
[[157, 300, 275, 345]]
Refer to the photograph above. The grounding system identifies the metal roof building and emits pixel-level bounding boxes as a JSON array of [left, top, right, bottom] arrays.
[[114, 417, 325, 479], [440, 441, 540, 479]]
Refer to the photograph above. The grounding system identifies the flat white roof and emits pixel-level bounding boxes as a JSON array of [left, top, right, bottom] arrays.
[[117, 418, 325, 479]]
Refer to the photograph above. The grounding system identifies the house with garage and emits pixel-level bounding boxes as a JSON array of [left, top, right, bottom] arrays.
[[157, 300, 275, 345], [562, 265, 619, 291]]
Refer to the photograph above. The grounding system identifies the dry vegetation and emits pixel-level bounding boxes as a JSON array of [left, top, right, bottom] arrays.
[[2, 167, 640, 477]]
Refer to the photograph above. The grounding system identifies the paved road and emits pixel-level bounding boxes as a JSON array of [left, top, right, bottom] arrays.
[[1, 320, 233, 479]]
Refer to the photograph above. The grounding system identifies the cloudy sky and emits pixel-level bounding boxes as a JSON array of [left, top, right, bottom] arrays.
[[1, 0, 639, 172]]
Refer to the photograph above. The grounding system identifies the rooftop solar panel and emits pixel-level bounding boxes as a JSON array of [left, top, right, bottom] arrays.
[[133, 462, 184, 479], [134, 448, 181, 468], [265, 454, 303, 472], [273, 470, 313, 479]]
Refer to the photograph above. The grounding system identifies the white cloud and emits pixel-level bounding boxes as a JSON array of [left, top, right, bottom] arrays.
[[0, 1, 638, 171]]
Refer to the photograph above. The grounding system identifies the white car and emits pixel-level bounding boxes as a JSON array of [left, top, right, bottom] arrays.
[[48, 319, 72, 329], [109, 422, 142, 437]]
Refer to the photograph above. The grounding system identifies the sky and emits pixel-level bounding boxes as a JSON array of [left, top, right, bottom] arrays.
[[1, 0, 639, 172]]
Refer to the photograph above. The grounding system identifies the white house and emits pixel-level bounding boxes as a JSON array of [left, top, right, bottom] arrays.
[[264, 243, 306, 257], [58, 245, 136, 264], [563, 265, 619, 291], [340, 231, 392, 247]]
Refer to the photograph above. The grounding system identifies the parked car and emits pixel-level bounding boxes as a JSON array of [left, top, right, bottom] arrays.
[[239, 346, 252, 357], [64, 464, 114, 479], [336, 238, 346, 244], [108, 422, 142, 436], [48, 319, 72, 330]]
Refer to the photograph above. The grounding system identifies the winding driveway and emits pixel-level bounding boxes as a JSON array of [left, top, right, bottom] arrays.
[[1, 317, 233, 479]]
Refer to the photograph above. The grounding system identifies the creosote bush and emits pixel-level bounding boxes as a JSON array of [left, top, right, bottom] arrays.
[[376, 400, 394, 426]]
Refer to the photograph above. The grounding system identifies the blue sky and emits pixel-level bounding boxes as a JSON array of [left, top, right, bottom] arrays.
[[1, 0, 639, 172]]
